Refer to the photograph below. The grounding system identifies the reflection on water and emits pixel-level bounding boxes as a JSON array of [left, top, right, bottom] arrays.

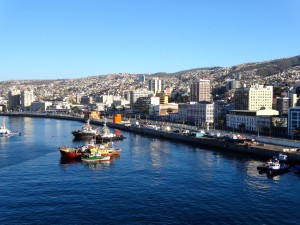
[[82, 161, 112, 170]]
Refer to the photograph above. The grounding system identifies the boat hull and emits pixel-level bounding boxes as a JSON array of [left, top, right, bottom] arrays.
[[72, 131, 96, 140], [81, 155, 111, 163]]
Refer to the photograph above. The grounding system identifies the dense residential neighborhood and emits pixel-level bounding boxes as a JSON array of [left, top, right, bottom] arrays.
[[1, 55, 300, 138]]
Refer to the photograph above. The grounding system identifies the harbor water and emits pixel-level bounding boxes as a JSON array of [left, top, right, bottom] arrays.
[[0, 116, 300, 225]]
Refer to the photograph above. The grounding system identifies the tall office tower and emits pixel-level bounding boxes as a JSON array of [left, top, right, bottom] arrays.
[[8, 90, 21, 110], [234, 84, 273, 110], [276, 97, 290, 115], [226, 79, 240, 90], [190, 79, 211, 102], [21, 90, 35, 110], [139, 75, 146, 83], [148, 78, 164, 95], [290, 93, 298, 108]]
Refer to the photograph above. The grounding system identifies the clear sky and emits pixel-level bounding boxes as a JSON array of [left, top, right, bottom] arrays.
[[0, 0, 300, 81]]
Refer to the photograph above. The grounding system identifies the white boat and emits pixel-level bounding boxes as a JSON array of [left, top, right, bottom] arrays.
[[72, 119, 98, 139], [0, 118, 20, 137]]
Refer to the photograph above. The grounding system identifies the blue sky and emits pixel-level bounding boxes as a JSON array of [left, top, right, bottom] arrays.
[[0, 0, 300, 81]]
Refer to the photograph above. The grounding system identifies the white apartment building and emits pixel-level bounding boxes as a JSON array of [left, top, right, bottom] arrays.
[[148, 78, 164, 95], [234, 85, 273, 110], [226, 109, 279, 132], [178, 102, 214, 128], [21, 90, 35, 110]]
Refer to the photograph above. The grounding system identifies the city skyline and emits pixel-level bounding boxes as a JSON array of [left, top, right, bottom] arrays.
[[0, 0, 300, 81]]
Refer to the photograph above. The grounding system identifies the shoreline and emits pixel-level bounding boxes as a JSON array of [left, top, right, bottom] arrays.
[[1, 112, 300, 162]]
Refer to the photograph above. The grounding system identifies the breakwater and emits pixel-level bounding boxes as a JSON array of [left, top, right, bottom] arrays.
[[2, 112, 300, 162]]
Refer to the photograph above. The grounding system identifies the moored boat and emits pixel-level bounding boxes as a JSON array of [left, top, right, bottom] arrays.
[[81, 154, 111, 163], [95, 121, 125, 143], [58, 145, 90, 160], [72, 119, 98, 140], [0, 118, 20, 137], [267, 160, 290, 176], [257, 158, 274, 172]]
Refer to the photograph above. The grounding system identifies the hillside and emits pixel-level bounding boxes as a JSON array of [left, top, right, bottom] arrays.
[[1, 55, 300, 100]]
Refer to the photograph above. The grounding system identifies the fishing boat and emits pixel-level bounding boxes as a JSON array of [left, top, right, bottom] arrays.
[[58, 145, 90, 160], [81, 154, 111, 163], [0, 118, 20, 137], [72, 119, 98, 140], [95, 120, 125, 143], [100, 142, 121, 157]]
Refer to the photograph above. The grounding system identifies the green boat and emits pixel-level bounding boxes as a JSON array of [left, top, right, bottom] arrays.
[[81, 154, 111, 163]]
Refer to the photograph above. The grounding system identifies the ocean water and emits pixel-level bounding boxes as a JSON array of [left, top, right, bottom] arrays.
[[0, 116, 299, 225]]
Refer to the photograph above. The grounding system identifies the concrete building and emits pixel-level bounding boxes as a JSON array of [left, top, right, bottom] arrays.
[[153, 103, 178, 116], [8, 90, 21, 110], [226, 79, 240, 90], [226, 109, 279, 132], [234, 85, 273, 110], [148, 78, 164, 95], [190, 79, 211, 102], [156, 92, 169, 104], [138, 75, 146, 83], [127, 89, 153, 105], [21, 90, 34, 110], [80, 96, 93, 105], [276, 97, 290, 115], [178, 101, 214, 129], [288, 107, 300, 136], [31, 101, 52, 112], [133, 96, 159, 114]]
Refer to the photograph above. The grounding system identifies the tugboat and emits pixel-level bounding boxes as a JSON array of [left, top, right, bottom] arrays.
[[72, 119, 98, 140], [0, 118, 20, 137], [257, 158, 274, 173], [95, 120, 125, 143], [267, 159, 290, 177]]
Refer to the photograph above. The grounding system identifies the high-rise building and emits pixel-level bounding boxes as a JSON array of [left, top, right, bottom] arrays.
[[148, 78, 164, 95], [21, 90, 34, 110], [139, 75, 146, 83], [190, 79, 211, 102], [8, 90, 21, 110], [226, 79, 240, 90], [234, 85, 273, 110], [276, 97, 290, 115]]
